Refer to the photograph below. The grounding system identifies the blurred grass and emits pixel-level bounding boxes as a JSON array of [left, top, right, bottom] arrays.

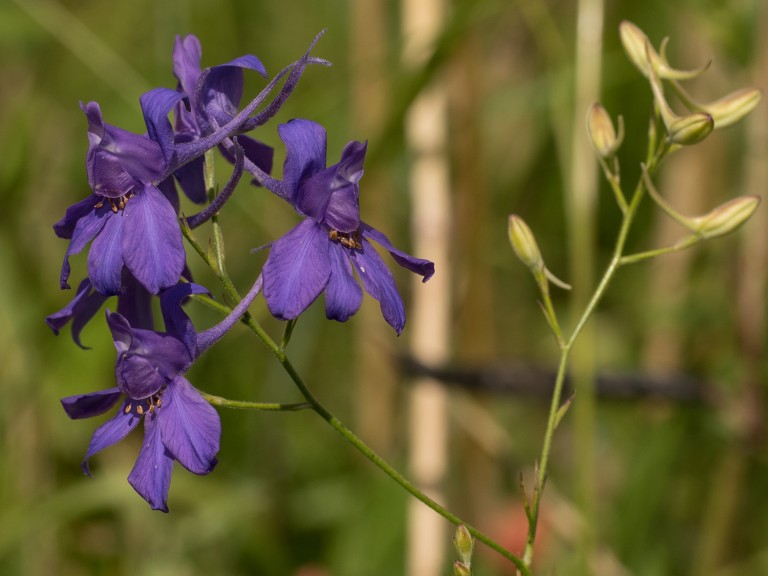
[[1, 0, 767, 575]]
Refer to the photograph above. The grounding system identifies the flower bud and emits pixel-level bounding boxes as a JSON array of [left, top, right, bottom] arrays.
[[619, 20, 656, 76], [620, 21, 709, 80], [587, 103, 624, 158], [691, 195, 760, 239], [453, 525, 474, 567], [668, 112, 714, 145], [508, 215, 543, 273], [454, 561, 472, 576], [699, 88, 762, 129]]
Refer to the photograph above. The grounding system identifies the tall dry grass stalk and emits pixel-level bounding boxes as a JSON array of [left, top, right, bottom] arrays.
[[402, 0, 451, 574], [567, 0, 603, 571]]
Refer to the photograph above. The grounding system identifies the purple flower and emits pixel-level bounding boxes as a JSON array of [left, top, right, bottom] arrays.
[[61, 277, 263, 511], [55, 102, 186, 296], [169, 34, 274, 204], [262, 119, 434, 334], [56, 33, 328, 296]]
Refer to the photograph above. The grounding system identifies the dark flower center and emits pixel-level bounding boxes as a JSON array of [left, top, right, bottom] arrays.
[[123, 389, 164, 416], [94, 192, 135, 213], [328, 228, 362, 250]]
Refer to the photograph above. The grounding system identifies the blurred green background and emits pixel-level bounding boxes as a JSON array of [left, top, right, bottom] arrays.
[[2, 0, 768, 574]]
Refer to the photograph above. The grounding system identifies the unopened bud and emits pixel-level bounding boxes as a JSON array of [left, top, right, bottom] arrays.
[[587, 103, 624, 158], [508, 215, 543, 272], [454, 561, 472, 576], [668, 112, 714, 145], [620, 21, 709, 80], [619, 21, 656, 76], [691, 195, 760, 239], [453, 525, 474, 567], [700, 88, 762, 129]]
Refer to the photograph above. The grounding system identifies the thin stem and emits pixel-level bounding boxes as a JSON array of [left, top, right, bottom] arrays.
[[619, 236, 699, 266], [205, 264, 529, 573], [598, 156, 627, 213], [538, 284, 565, 349], [524, 143, 666, 568], [523, 351, 570, 566], [201, 392, 312, 412]]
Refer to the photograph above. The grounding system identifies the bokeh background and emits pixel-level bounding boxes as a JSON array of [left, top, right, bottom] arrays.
[[1, 0, 768, 575]]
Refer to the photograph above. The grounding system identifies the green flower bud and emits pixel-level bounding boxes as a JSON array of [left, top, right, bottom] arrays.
[[454, 561, 472, 576], [620, 21, 709, 80], [453, 524, 474, 567], [508, 215, 543, 273], [587, 103, 624, 158], [691, 195, 760, 239], [667, 112, 714, 145], [698, 88, 762, 129], [619, 20, 656, 76]]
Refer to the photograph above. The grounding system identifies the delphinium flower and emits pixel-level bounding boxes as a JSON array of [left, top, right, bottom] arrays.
[[55, 34, 327, 298], [168, 34, 273, 204], [259, 119, 435, 334], [61, 277, 262, 511]]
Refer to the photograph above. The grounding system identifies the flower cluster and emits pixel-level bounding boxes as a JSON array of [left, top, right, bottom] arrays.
[[48, 32, 434, 510]]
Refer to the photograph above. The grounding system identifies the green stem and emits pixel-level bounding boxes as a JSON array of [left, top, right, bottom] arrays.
[[201, 393, 312, 412], [523, 351, 570, 566], [619, 235, 699, 266], [523, 152, 664, 569], [190, 145, 525, 572], [198, 264, 529, 574], [279, 352, 530, 574]]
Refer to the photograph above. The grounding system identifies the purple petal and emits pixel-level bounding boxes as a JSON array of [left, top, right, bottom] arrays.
[[61, 387, 122, 419], [106, 310, 133, 353], [296, 140, 366, 232], [117, 270, 155, 331], [47, 277, 92, 334], [54, 194, 99, 239], [173, 155, 207, 204], [319, 141, 366, 231], [82, 400, 141, 476], [278, 119, 327, 203], [157, 176, 181, 214], [218, 134, 273, 180], [128, 412, 173, 512], [82, 102, 165, 196], [158, 375, 220, 475], [198, 55, 268, 128], [140, 88, 185, 166], [81, 102, 132, 197], [160, 282, 210, 355], [221, 55, 268, 78], [110, 317, 191, 399], [324, 244, 363, 322], [46, 278, 108, 348], [122, 184, 185, 294], [361, 223, 435, 281], [351, 240, 406, 335], [173, 35, 202, 103], [87, 211, 125, 295], [263, 219, 330, 320], [60, 202, 109, 289]]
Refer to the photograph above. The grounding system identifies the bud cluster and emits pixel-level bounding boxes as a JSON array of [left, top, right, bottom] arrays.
[[619, 21, 761, 145]]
